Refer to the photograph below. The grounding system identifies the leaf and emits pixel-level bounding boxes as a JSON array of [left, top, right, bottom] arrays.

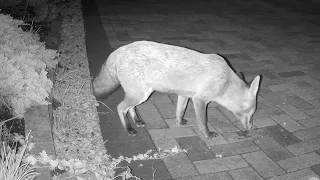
[[27, 142, 35, 151], [171, 146, 180, 153], [145, 149, 153, 155], [39, 150, 59, 168], [76, 176, 86, 180], [215, 154, 223, 158], [94, 172, 103, 180], [25, 155, 38, 165], [52, 175, 58, 180]]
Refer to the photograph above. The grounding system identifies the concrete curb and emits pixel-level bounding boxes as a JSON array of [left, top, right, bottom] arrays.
[[24, 15, 62, 180]]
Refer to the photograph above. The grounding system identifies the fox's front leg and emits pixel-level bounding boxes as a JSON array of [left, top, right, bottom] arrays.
[[176, 95, 189, 125], [192, 95, 219, 139]]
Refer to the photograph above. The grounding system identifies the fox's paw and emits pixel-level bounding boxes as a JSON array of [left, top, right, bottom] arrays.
[[127, 128, 138, 136], [206, 132, 219, 139], [135, 120, 146, 127], [177, 119, 188, 126]]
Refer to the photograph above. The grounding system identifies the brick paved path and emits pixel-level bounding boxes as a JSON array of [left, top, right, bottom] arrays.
[[84, 0, 320, 179]]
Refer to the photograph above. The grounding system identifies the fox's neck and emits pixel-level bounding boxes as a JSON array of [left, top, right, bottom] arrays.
[[217, 72, 247, 103]]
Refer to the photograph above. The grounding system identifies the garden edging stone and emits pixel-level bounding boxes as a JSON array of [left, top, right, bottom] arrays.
[[24, 15, 62, 180]]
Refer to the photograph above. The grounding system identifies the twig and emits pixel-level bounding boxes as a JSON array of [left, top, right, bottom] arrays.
[[151, 164, 156, 180], [77, 80, 91, 95], [0, 116, 20, 125], [96, 101, 115, 113], [97, 112, 111, 115]]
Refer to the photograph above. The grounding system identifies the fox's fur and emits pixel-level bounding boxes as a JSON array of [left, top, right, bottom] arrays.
[[93, 41, 261, 138]]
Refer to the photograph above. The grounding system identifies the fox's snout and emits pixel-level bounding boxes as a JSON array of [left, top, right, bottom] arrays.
[[237, 113, 254, 130]]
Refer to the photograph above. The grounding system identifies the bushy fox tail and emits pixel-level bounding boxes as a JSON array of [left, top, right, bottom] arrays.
[[92, 65, 120, 98]]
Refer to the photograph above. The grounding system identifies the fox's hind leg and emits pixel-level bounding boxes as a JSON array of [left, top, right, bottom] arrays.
[[192, 95, 219, 139], [117, 88, 153, 136], [117, 97, 138, 136], [129, 107, 146, 127], [176, 95, 189, 125]]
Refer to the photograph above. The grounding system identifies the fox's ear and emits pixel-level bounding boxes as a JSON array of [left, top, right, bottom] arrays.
[[249, 75, 261, 96]]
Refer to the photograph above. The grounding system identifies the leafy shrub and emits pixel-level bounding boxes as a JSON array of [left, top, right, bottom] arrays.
[[0, 13, 58, 117]]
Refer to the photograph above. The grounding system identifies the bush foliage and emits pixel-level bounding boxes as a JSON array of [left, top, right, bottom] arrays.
[[0, 13, 59, 117]]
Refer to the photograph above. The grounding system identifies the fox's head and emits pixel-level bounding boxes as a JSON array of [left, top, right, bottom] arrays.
[[236, 75, 260, 130], [217, 74, 261, 130]]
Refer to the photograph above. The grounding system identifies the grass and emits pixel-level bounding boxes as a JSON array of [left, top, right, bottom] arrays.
[[0, 122, 39, 180]]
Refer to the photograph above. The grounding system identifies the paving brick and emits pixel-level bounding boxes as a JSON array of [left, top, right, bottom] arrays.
[[191, 122, 229, 147], [260, 91, 288, 106], [311, 164, 320, 177], [271, 114, 305, 132], [277, 152, 320, 172], [253, 107, 283, 119], [193, 42, 215, 53], [176, 136, 215, 161], [148, 127, 196, 140], [259, 68, 281, 79], [105, 140, 156, 158], [253, 136, 294, 162], [242, 151, 285, 178], [278, 71, 306, 77], [222, 128, 268, 143], [273, 89, 296, 98], [178, 39, 196, 50], [300, 75, 320, 89], [283, 66, 310, 73], [298, 116, 320, 128], [101, 128, 152, 142], [259, 85, 273, 94], [257, 99, 278, 109], [217, 106, 243, 130], [268, 83, 289, 91], [208, 112, 239, 133], [155, 102, 177, 119], [122, 159, 171, 180], [229, 167, 263, 180], [152, 137, 180, 150], [210, 140, 260, 157], [116, 31, 130, 41], [165, 118, 195, 128], [308, 99, 320, 108], [137, 104, 168, 129], [207, 42, 226, 52], [262, 125, 301, 146], [304, 108, 320, 117], [146, 94, 172, 104], [285, 95, 314, 110], [266, 168, 320, 180], [176, 172, 233, 180], [278, 104, 310, 120], [290, 89, 317, 101], [286, 137, 320, 156], [310, 91, 320, 99], [163, 152, 199, 178], [293, 126, 320, 141], [290, 81, 317, 93], [254, 117, 278, 128], [193, 155, 248, 174], [278, 77, 302, 84]]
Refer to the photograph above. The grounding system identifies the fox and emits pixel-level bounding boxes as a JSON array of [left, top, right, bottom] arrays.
[[92, 41, 261, 139]]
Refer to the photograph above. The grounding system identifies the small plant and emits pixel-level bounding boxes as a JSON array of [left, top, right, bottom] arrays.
[[0, 125, 39, 180]]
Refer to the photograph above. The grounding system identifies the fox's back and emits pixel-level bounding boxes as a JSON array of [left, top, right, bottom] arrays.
[[108, 41, 232, 97]]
